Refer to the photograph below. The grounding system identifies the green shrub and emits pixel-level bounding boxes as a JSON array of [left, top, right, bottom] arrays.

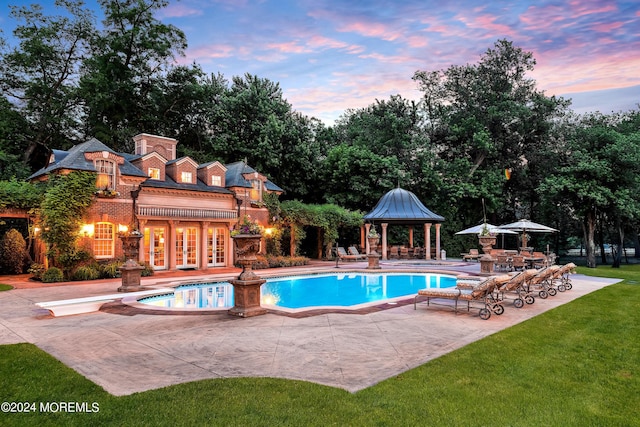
[[0, 229, 28, 274], [100, 260, 123, 278], [71, 265, 101, 281], [139, 262, 154, 277], [58, 249, 93, 271], [28, 263, 46, 280], [42, 267, 64, 283], [245, 255, 310, 270]]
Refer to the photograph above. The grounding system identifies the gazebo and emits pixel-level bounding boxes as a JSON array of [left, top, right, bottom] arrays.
[[363, 187, 445, 260]]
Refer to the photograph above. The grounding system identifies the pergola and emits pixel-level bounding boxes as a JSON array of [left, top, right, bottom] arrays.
[[363, 187, 445, 260]]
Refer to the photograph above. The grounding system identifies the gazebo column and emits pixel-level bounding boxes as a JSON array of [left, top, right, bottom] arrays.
[[381, 223, 388, 260], [424, 223, 432, 260], [435, 223, 441, 260], [409, 226, 414, 248], [364, 223, 371, 254]]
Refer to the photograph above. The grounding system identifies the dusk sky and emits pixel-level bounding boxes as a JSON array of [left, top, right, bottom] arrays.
[[2, 0, 639, 124]]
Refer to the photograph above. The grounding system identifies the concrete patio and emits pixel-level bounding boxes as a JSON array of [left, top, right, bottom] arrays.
[[0, 260, 619, 396]]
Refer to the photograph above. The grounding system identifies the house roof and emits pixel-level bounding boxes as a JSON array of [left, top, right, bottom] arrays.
[[225, 161, 284, 193], [363, 187, 444, 224], [28, 138, 282, 196], [142, 174, 233, 194], [28, 138, 148, 180]]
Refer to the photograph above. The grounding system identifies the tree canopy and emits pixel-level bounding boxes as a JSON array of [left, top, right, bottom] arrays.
[[1, 0, 639, 266]]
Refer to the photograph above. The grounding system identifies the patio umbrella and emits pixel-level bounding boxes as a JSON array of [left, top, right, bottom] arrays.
[[455, 223, 517, 235], [499, 219, 558, 249]]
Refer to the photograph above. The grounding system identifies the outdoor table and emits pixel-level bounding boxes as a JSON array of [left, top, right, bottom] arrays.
[[524, 257, 545, 269]]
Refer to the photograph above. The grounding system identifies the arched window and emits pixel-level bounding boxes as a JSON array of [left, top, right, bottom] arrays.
[[95, 159, 115, 190], [94, 222, 114, 258]]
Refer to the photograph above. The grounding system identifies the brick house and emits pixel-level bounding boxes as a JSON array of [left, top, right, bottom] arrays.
[[29, 133, 283, 271]]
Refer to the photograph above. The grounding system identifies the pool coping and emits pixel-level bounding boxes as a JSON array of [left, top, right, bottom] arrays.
[[117, 268, 471, 316]]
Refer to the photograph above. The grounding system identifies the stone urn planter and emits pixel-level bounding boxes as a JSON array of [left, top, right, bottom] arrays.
[[118, 232, 144, 292], [478, 234, 496, 275], [478, 235, 496, 254], [367, 236, 381, 269], [228, 234, 267, 317]]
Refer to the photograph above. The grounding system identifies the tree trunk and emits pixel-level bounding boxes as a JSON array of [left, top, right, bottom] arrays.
[[631, 230, 640, 258], [584, 210, 597, 268], [612, 220, 623, 268], [289, 224, 296, 256], [316, 228, 323, 260], [597, 214, 607, 265]]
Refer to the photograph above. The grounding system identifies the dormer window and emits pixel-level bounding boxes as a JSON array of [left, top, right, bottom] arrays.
[[148, 167, 160, 180], [211, 175, 221, 186], [181, 171, 193, 183], [250, 179, 262, 202], [95, 159, 115, 189]]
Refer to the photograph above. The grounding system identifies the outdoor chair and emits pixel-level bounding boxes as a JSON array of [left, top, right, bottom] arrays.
[[511, 255, 525, 271], [400, 246, 409, 259], [497, 269, 538, 308], [336, 246, 360, 262], [526, 265, 561, 299], [389, 246, 399, 259], [461, 248, 480, 262], [414, 276, 503, 320], [347, 246, 367, 261], [495, 254, 512, 272], [550, 262, 576, 291], [413, 247, 423, 258]]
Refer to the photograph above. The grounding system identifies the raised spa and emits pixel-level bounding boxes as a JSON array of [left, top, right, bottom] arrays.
[[139, 272, 457, 310]]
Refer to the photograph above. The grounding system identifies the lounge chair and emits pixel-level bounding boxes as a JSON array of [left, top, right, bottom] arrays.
[[348, 246, 367, 260], [550, 262, 576, 291], [496, 270, 538, 308], [414, 276, 503, 320], [461, 248, 480, 262], [336, 246, 361, 262], [526, 265, 561, 299]]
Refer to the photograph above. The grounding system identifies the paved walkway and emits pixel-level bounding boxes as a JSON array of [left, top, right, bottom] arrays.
[[0, 261, 620, 396]]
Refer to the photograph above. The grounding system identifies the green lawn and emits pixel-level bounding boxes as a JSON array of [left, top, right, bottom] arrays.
[[1, 266, 639, 426], [0, 284, 13, 291]]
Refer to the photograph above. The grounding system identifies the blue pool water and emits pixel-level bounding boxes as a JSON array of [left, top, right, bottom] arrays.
[[140, 272, 457, 310]]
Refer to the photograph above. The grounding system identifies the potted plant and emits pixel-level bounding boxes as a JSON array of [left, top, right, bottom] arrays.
[[367, 225, 380, 253], [478, 223, 496, 254], [231, 215, 263, 280]]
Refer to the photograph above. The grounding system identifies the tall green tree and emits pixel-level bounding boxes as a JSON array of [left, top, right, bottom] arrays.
[[0, 0, 95, 170], [80, 0, 187, 151], [0, 96, 33, 179], [325, 95, 432, 211], [412, 39, 569, 229], [540, 112, 640, 267]]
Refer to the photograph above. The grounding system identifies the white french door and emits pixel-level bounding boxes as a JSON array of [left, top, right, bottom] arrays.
[[207, 226, 227, 267], [176, 227, 198, 269], [144, 227, 166, 270]]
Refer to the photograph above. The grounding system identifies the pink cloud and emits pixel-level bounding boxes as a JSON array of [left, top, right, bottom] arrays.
[[336, 20, 402, 41], [590, 21, 624, 32], [158, 4, 203, 18]]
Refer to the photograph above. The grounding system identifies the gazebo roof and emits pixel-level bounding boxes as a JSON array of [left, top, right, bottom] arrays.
[[363, 187, 444, 224]]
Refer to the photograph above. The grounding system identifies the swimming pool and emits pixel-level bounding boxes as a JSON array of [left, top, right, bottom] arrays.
[[139, 272, 457, 311]]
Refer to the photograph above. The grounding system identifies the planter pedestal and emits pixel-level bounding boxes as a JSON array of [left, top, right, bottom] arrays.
[[479, 255, 495, 275], [118, 234, 144, 292], [367, 237, 381, 270], [229, 235, 267, 317], [478, 235, 496, 275]]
